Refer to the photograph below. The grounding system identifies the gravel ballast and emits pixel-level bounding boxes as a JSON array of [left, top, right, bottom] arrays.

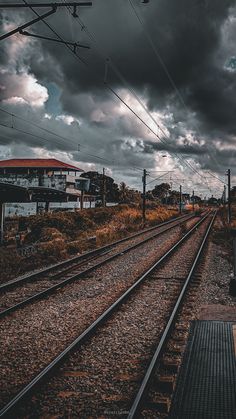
[[12, 216, 212, 418], [0, 217, 199, 409], [0, 214, 193, 311]]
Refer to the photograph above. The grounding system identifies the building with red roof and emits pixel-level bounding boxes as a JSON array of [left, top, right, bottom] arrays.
[[0, 157, 93, 211], [0, 158, 84, 195], [0, 158, 83, 172], [0, 159, 93, 242]]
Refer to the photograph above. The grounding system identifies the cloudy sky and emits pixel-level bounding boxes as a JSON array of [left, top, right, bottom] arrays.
[[0, 0, 236, 197]]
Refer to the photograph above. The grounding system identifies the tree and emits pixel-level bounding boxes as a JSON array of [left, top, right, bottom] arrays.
[[80, 171, 120, 202], [119, 182, 141, 203], [119, 182, 129, 202], [152, 183, 171, 200], [191, 195, 202, 204], [208, 195, 219, 206], [231, 186, 236, 202], [167, 190, 180, 205]]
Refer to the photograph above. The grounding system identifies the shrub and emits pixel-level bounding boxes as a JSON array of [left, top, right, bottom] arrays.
[[1, 204, 177, 282]]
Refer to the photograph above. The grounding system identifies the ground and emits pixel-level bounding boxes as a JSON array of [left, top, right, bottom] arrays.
[[195, 208, 236, 321], [0, 204, 177, 283]]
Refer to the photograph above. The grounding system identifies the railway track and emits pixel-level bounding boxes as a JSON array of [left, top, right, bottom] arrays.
[[0, 211, 215, 418], [0, 212, 196, 318], [128, 211, 216, 418], [1, 213, 194, 293]]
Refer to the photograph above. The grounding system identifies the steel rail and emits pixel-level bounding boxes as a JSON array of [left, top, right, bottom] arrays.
[[0, 213, 198, 319], [127, 211, 217, 419], [0, 212, 211, 418], [0, 212, 195, 294]]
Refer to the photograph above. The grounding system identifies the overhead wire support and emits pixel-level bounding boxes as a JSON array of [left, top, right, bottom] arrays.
[[19, 30, 90, 50], [207, 171, 227, 185], [227, 169, 231, 224], [146, 171, 173, 186], [0, 6, 57, 41], [0, 2, 92, 8], [0, 2, 92, 41], [128, 0, 222, 182], [142, 169, 147, 224], [21, 0, 90, 65], [53, 1, 213, 192], [3, 0, 213, 193]]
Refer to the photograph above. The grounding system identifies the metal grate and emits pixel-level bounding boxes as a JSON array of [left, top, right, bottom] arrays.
[[169, 321, 236, 419]]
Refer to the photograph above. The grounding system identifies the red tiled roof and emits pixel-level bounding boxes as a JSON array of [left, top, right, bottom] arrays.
[[0, 158, 83, 172]]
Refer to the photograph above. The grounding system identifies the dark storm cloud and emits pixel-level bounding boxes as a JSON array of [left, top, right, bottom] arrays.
[[187, 68, 236, 133], [144, 139, 208, 156], [23, 0, 236, 143], [0, 11, 10, 66], [2, 1, 235, 122], [1, 0, 236, 193], [6, 4, 231, 94]]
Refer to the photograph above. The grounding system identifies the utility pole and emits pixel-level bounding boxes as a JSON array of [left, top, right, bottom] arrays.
[[223, 185, 226, 205], [227, 169, 231, 224], [179, 185, 182, 214], [0, 203, 4, 245], [102, 168, 106, 208], [142, 169, 147, 224], [80, 190, 84, 210], [192, 190, 195, 212]]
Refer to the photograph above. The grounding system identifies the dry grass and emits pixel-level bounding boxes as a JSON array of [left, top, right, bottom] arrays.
[[0, 204, 178, 283]]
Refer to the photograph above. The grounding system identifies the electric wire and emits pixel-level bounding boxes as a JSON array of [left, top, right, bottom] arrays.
[[128, 0, 223, 181], [0, 121, 77, 150], [21, 0, 88, 65], [15, 1, 213, 191], [146, 172, 171, 186], [0, 107, 77, 144], [4, 1, 218, 195], [207, 171, 227, 185], [63, 0, 213, 189], [23, 0, 207, 184], [0, 119, 143, 173]]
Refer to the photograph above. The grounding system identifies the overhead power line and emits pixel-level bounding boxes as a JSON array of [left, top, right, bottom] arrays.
[[0, 6, 57, 41], [24, 0, 206, 186], [0, 120, 77, 150], [0, 107, 77, 144], [128, 0, 222, 177], [2, 0, 214, 193], [207, 171, 227, 185], [0, 117, 144, 174], [106, 84, 211, 190], [146, 172, 173, 186], [20, 0, 89, 65], [19, 29, 90, 51], [0, 2, 92, 41], [63, 1, 212, 190], [0, 2, 92, 8]]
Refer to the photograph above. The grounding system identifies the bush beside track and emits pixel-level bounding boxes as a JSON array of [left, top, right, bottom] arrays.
[[0, 204, 178, 283]]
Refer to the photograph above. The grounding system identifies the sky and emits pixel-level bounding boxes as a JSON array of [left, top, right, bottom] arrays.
[[0, 0, 236, 197]]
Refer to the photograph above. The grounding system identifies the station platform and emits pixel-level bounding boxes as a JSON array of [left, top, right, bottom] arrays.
[[169, 320, 236, 419]]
